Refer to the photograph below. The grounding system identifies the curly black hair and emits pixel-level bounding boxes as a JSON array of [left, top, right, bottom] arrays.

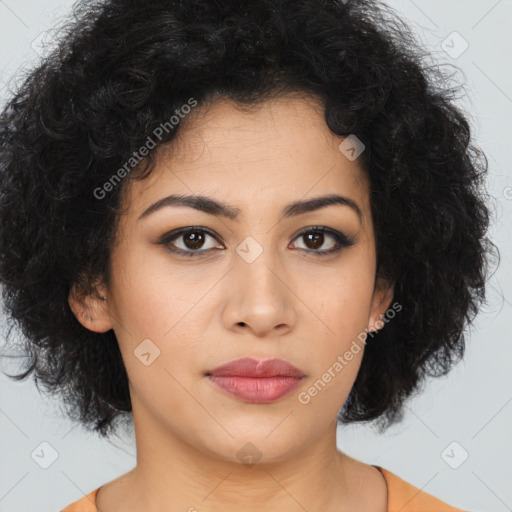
[[0, 0, 497, 438]]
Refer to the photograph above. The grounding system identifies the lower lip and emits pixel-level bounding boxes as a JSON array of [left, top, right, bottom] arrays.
[[207, 375, 304, 403]]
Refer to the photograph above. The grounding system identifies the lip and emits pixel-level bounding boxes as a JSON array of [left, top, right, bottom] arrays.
[[206, 358, 306, 403], [207, 357, 306, 378]]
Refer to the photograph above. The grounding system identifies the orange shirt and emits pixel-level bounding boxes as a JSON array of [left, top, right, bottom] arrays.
[[60, 466, 466, 511]]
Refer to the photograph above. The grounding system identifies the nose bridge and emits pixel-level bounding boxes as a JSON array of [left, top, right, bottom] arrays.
[[235, 233, 285, 301], [223, 233, 296, 335]]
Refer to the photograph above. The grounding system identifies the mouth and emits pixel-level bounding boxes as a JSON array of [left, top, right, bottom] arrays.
[[205, 357, 306, 403]]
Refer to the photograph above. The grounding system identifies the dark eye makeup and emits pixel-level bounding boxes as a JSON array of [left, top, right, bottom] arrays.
[[157, 225, 356, 258]]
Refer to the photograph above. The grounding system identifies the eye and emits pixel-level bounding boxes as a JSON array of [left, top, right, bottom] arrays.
[[289, 226, 356, 256], [158, 225, 356, 258], [159, 227, 223, 257]]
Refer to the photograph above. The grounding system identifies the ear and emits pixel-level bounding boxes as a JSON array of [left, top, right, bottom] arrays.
[[368, 276, 395, 332], [68, 280, 113, 333]]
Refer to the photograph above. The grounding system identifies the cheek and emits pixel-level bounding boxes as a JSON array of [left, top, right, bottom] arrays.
[[106, 252, 214, 406], [296, 254, 375, 397], [109, 242, 219, 341], [111, 271, 208, 425], [297, 284, 370, 416], [301, 255, 375, 342]]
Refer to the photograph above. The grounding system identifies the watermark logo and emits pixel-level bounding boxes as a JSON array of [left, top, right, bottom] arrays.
[[134, 338, 161, 366], [236, 442, 263, 467], [31, 441, 59, 469], [338, 134, 365, 161], [441, 441, 469, 469], [441, 32, 469, 59], [236, 236, 264, 264]]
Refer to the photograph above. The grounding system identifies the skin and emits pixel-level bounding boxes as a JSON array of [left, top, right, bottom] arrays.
[[69, 93, 394, 512]]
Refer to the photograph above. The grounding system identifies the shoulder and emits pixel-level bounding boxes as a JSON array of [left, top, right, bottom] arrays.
[[375, 466, 467, 512], [59, 488, 99, 512]]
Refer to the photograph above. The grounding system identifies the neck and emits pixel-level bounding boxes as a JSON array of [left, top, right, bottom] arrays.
[[97, 396, 387, 512]]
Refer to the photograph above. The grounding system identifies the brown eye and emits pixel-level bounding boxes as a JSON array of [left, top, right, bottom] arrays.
[[182, 231, 206, 250], [290, 227, 356, 256], [303, 231, 326, 250], [159, 227, 224, 256], [159, 225, 355, 258]]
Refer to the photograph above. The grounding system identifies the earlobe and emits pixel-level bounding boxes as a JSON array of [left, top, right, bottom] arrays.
[[68, 282, 113, 333], [368, 277, 395, 332]]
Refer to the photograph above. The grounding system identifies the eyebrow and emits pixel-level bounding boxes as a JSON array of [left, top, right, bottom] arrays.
[[138, 193, 363, 224]]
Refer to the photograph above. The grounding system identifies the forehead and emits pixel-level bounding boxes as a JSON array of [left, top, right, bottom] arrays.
[[122, 95, 370, 221]]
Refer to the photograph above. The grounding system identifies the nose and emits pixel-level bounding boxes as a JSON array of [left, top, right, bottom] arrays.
[[221, 245, 297, 338]]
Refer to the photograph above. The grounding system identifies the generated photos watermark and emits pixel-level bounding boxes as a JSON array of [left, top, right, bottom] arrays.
[[94, 97, 198, 200], [297, 301, 402, 405]]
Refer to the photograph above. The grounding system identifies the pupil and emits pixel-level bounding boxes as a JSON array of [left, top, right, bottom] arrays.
[[306, 232, 323, 249], [185, 232, 204, 249]]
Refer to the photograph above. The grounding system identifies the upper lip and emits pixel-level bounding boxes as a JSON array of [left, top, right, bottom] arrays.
[[207, 357, 306, 378]]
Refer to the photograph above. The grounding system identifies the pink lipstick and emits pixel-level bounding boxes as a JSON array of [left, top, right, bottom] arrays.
[[206, 357, 305, 403]]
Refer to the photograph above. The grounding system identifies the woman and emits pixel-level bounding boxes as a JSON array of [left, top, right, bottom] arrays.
[[0, 0, 494, 510]]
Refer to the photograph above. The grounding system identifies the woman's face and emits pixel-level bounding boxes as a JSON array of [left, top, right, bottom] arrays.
[[72, 94, 393, 464]]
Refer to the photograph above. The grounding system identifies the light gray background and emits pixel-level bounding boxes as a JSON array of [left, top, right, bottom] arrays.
[[0, 1, 511, 511]]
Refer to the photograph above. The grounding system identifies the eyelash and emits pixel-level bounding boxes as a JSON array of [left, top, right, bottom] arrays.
[[158, 226, 356, 258]]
